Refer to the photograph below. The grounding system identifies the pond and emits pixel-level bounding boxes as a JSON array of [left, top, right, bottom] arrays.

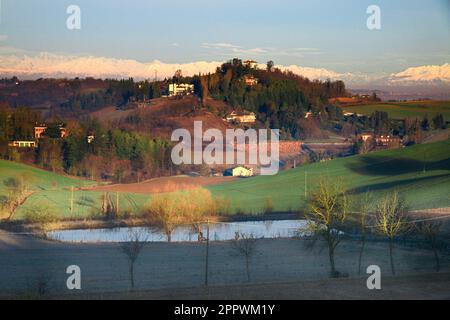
[[47, 219, 310, 243]]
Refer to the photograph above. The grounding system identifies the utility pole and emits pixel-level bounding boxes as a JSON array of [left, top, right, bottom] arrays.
[[102, 192, 107, 215], [304, 171, 308, 199], [116, 191, 120, 215], [70, 186, 74, 215], [205, 219, 210, 287], [423, 150, 427, 173]]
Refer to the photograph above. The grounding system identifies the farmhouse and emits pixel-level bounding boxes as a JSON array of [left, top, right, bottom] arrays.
[[8, 141, 37, 148], [375, 135, 401, 148], [169, 83, 194, 97], [232, 166, 254, 177], [304, 112, 313, 119], [34, 125, 47, 139], [243, 75, 258, 86], [360, 131, 374, 142], [359, 131, 402, 150], [87, 135, 95, 144], [34, 124, 67, 139], [244, 60, 258, 69], [226, 111, 257, 124]]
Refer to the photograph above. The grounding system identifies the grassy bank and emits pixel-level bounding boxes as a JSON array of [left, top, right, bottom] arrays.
[[208, 139, 450, 213]]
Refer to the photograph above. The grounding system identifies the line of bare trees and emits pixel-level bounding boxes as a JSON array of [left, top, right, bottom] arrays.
[[305, 177, 447, 278], [119, 179, 446, 290]]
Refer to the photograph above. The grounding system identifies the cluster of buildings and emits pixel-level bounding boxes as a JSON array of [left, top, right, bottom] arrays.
[[168, 83, 194, 97], [225, 111, 257, 124], [8, 124, 98, 149], [8, 123, 68, 149], [359, 131, 402, 149], [34, 124, 67, 139]]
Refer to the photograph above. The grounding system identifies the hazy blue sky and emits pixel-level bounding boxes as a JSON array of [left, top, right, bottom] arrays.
[[0, 0, 449, 74]]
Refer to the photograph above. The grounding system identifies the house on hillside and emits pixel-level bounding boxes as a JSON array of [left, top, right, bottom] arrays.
[[168, 83, 194, 97], [358, 131, 401, 151], [375, 135, 401, 149], [344, 112, 364, 118], [304, 112, 313, 119], [231, 166, 254, 177], [34, 125, 48, 139], [359, 131, 374, 142], [87, 135, 95, 144], [34, 123, 67, 139], [243, 75, 258, 86], [8, 141, 37, 148], [244, 60, 258, 69], [226, 111, 257, 124]]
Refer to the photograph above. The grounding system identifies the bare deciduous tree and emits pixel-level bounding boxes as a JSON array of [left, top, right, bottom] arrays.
[[3, 174, 35, 220], [375, 191, 408, 276], [184, 189, 216, 241], [145, 193, 184, 242], [146, 188, 215, 242], [231, 232, 257, 282], [357, 191, 373, 275], [305, 177, 350, 278], [120, 229, 147, 290], [415, 220, 443, 272]]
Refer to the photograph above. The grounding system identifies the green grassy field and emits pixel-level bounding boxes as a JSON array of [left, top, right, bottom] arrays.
[[0, 160, 148, 220], [208, 139, 450, 213], [341, 100, 450, 120], [1, 139, 449, 221]]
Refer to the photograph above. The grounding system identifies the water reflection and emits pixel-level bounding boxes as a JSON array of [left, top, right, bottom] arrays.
[[48, 220, 309, 243]]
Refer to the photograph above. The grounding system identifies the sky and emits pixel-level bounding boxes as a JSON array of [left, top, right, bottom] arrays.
[[0, 0, 449, 81]]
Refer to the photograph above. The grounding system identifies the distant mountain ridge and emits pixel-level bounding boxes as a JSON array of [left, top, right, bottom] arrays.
[[1, 52, 449, 87]]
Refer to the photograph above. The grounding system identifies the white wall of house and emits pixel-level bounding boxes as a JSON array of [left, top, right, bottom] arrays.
[[232, 166, 253, 177], [169, 83, 194, 96]]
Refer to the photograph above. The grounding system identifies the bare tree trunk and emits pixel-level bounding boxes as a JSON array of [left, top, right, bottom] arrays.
[[433, 247, 440, 272], [389, 239, 396, 276], [130, 263, 135, 289], [358, 237, 366, 276], [167, 232, 172, 242], [328, 242, 337, 277], [246, 256, 250, 282]]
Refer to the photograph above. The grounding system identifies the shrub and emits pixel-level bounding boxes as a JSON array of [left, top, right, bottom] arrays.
[[144, 188, 216, 241], [23, 203, 58, 230]]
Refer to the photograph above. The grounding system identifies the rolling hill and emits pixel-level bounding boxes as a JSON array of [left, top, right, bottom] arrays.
[[207, 139, 450, 213], [1, 139, 449, 221], [340, 100, 450, 120], [0, 160, 102, 220]]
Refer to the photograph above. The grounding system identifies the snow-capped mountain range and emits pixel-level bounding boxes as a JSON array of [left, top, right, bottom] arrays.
[[0, 52, 449, 88]]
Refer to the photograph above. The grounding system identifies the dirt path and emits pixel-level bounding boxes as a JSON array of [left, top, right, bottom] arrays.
[[86, 175, 236, 194]]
